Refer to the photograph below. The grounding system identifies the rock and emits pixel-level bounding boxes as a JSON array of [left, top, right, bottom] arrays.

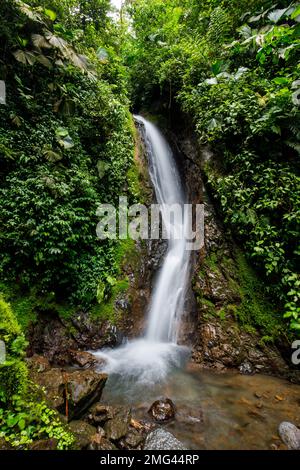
[[88, 435, 117, 451], [118, 429, 145, 450], [278, 422, 300, 450], [29, 439, 58, 450], [0, 438, 13, 450], [239, 361, 254, 375], [33, 367, 107, 419], [148, 398, 176, 423], [69, 350, 98, 369], [28, 311, 120, 365], [26, 355, 51, 373], [104, 407, 131, 441], [69, 421, 97, 449], [34, 368, 66, 409], [66, 370, 107, 420], [144, 428, 187, 450], [88, 404, 115, 425]]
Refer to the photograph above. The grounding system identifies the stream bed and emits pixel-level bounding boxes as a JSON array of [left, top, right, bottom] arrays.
[[100, 363, 300, 450]]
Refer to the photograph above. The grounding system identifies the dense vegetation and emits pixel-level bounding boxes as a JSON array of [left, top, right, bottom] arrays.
[[124, 0, 300, 332], [0, 0, 136, 449], [0, 0, 135, 310]]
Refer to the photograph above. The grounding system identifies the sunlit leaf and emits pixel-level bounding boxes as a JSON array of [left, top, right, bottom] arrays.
[[44, 9, 57, 21]]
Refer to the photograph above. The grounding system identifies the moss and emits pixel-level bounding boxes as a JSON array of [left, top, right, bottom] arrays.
[[233, 249, 285, 339], [195, 246, 285, 340], [91, 278, 130, 323]]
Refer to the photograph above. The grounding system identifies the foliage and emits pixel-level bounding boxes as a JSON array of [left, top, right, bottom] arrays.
[[0, 0, 136, 308], [0, 298, 73, 449]]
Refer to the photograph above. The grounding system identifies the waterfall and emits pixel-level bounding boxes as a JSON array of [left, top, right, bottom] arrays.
[[135, 116, 190, 343], [93, 116, 191, 385]]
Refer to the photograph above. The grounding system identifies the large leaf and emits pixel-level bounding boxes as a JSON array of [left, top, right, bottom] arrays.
[[44, 9, 57, 21], [14, 0, 44, 23], [36, 54, 52, 68], [32, 34, 51, 49], [268, 8, 289, 24], [13, 50, 36, 65], [43, 148, 62, 162]]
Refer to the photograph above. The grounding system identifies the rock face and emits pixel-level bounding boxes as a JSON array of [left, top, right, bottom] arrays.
[[103, 407, 132, 441], [69, 421, 98, 450], [144, 428, 187, 451], [168, 129, 300, 383], [148, 398, 176, 423], [28, 313, 119, 366], [279, 422, 300, 450], [29, 358, 107, 420]]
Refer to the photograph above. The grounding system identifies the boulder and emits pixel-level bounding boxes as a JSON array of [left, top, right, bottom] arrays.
[[88, 404, 115, 425], [26, 355, 51, 373], [33, 367, 107, 419], [279, 422, 300, 450], [88, 435, 117, 451], [144, 428, 187, 450], [34, 368, 66, 409], [119, 429, 145, 449], [148, 398, 176, 423], [69, 350, 98, 369], [66, 370, 107, 420], [29, 439, 58, 450], [69, 420, 98, 449], [104, 407, 131, 441]]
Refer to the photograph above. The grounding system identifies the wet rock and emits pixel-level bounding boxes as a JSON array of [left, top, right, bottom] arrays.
[[33, 367, 107, 419], [26, 354, 51, 373], [66, 370, 107, 420], [122, 430, 145, 449], [88, 435, 117, 451], [88, 404, 115, 425], [278, 422, 300, 450], [69, 420, 97, 449], [69, 350, 98, 369], [144, 428, 187, 450], [239, 361, 254, 375], [34, 368, 66, 409], [28, 312, 120, 365], [148, 398, 176, 423], [29, 439, 58, 450], [104, 407, 131, 441]]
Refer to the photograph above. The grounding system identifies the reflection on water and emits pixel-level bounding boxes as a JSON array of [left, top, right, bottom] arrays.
[[101, 364, 300, 450]]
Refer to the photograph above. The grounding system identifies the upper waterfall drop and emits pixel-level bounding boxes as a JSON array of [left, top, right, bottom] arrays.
[[134, 115, 191, 343]]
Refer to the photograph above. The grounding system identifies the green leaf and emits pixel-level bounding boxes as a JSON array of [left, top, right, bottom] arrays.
[[55, 127, 69, 138], [268, 8, 289, 24], [44, 9, 57, 21], [273, 77, 289, 85], [291, 5, 300, 20], [97, 160, 108, 179], [290, 321, 300, 330]]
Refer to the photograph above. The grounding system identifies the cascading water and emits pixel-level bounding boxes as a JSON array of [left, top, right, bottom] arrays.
[[94, 116, 191, 385], [137, 115, 191, 343]]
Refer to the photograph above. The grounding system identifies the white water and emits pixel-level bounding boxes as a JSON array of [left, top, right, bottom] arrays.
[[93, 116, 191, 384]]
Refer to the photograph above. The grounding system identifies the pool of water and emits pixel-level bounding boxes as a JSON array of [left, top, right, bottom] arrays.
[[100, 363, 300, 450]]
